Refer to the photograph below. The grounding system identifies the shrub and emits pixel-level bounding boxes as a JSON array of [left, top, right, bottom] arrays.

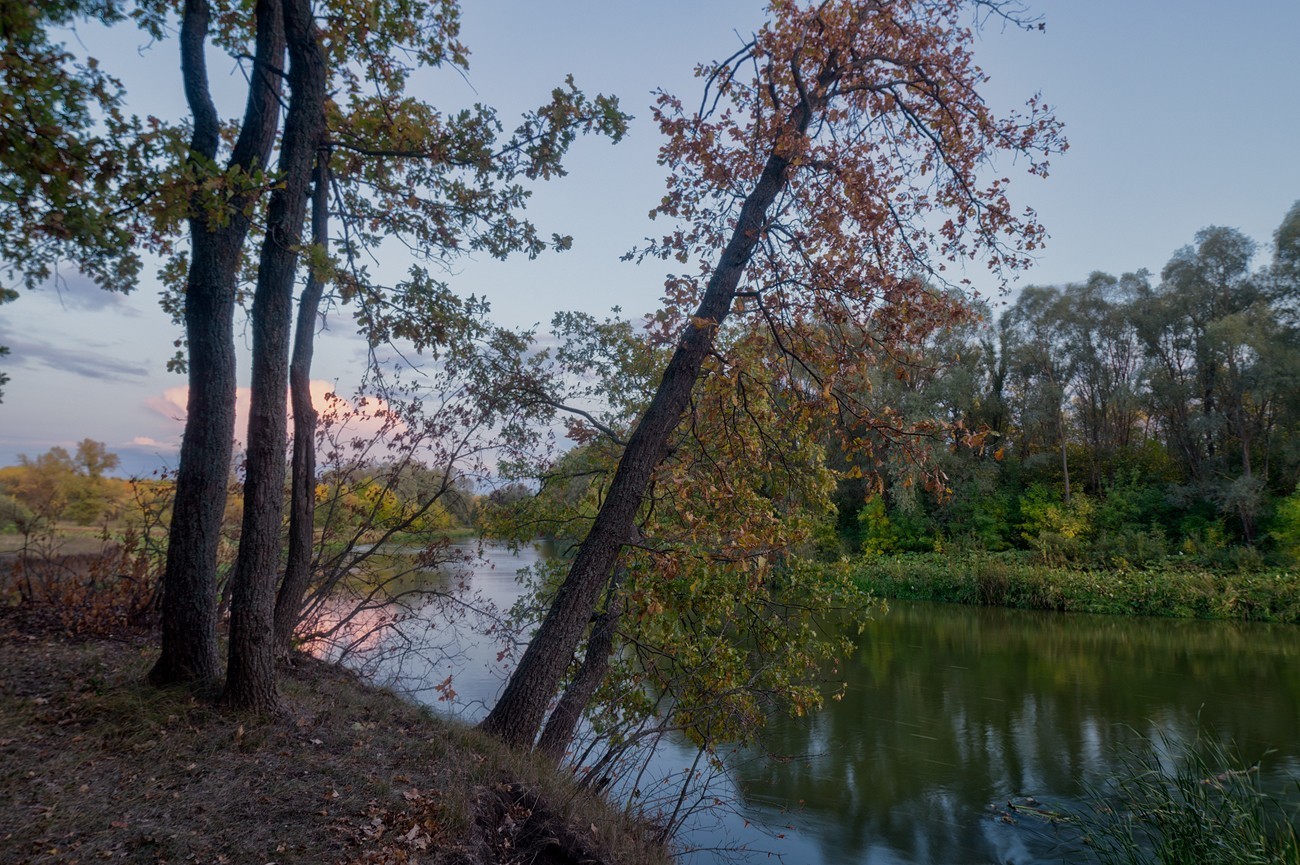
[[0, 494, 35, 534], [1269, 486, 1300, 566], [845, 552, 1300, 623], [1092, 527, 1169, 569], [856, 498, 899, 555], [1019, 484, 1095, 563]]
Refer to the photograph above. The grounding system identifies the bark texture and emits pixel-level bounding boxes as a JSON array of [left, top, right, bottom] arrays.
[[224, 0, 327, 711], [150, 0, 285, 688], [274, 154, 329, 657], [479, 98, 814, 748], [536, 570, 625, 761]]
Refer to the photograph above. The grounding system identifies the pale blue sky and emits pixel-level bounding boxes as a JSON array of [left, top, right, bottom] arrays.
[[2, 0, 1298, 475]]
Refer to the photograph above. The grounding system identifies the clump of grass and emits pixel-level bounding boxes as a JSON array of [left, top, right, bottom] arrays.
[[1079, 732, 1300, 865]]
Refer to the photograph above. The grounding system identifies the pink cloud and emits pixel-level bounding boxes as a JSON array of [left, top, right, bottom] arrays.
[[130, 435, 179, 451], [141, 381, 398, 450]]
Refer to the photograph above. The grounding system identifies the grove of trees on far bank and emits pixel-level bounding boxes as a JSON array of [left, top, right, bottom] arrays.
[[817, 208, 1300, 571]]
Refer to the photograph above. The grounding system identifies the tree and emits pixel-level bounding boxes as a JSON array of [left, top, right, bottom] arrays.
[[1060, 273, 1145, 488], [1130, 227, 1276, 539], [273, 154, 329, 658], [74, 438, 120, 480], [1273, 201, 1300, 292], [479, 0, 1064, 749], [0, 440, 125, 531], [222, 0, 326, 711], [485, 311, 866, 772], [269, 2, 627, 661], [67, 438, 123, 524], [150, 0, 287, 689], [1003, 284, 1076, 500], [7, 447, 76, 530], [0, 1, 164, 400], [145, 0, 625, 700]]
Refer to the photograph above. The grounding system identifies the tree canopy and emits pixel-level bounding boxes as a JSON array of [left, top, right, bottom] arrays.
[[480, 0, 1064, 750]]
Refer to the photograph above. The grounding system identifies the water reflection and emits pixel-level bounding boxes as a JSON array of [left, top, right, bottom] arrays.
[[733, 601, 1300, 864], [308, 542, 536, 717], [319, 545, 1300, 864]]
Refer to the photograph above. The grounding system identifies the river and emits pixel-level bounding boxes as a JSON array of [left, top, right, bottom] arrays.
[[323, 543, 1300, 864]]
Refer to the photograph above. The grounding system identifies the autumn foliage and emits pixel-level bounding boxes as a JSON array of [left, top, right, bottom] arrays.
[[481, 0, 1064, 750]]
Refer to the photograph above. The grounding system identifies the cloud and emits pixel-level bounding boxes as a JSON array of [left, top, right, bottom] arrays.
[[130, 436, 178, 451], [0, 324, 151, 381], [145, 386, 190, 423], [142, 380, 400, 451], [28, 272, 139, 314]]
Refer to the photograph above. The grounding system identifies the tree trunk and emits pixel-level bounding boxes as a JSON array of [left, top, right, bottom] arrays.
[[1059, 408, 1071, 504], [224, 0, 327, 711], [274, 153, 329, 658], [536, 569, 626, 761], [150, 0, 285, 689], [479, 96, 816, 749]]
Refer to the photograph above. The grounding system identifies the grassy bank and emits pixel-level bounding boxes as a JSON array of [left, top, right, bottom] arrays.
[[847, 552, 1300, 623], [0, 613, 670, 865]]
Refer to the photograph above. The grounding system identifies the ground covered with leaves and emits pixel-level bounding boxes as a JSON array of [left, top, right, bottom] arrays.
[[0, 612, 671, 865]]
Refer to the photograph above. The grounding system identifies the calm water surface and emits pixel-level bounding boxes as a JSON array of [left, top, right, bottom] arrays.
[[343, 544, 1300, 864]]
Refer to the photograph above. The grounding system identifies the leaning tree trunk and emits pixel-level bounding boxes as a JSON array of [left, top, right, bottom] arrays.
[[535, 568, 626, 761], [149, 0, 285, 689], [224, 0, 327, 712], [273, 153, 330, 658], [479, 97, 816, 749]]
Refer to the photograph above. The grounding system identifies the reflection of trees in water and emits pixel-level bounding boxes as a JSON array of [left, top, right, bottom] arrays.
[[729, 601, 1300, 865], [304, 544, 515, 712]]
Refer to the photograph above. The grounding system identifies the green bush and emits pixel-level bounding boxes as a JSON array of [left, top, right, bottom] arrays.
[[1019, 484, 1096, 563], [856, 498, 899, 555], [1092, 527, 1169, 569], [940, 484, 1015, 551], [0, 494, 36, 534], [1095, 472, 1171, 535], [1269, 486, 1300, 566]]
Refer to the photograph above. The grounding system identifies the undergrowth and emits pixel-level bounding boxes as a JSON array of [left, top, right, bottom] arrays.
[[849, 552, 1300, 623]]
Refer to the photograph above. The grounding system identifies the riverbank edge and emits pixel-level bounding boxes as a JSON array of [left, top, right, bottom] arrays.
[[845, 552, 1300, 623], [0, 612, 672, 865]]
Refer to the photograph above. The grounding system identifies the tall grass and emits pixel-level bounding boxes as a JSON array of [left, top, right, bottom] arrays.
[[847, 552, 1300, 623], [1079, 733, 1300, 865]]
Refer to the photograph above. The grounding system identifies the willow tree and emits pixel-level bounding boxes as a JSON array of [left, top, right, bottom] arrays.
[[480, 0, 1064, 749]]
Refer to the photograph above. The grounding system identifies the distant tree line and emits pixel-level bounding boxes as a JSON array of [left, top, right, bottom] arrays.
[[829, 205, 1300, 568], [0, 439, 129, 532]]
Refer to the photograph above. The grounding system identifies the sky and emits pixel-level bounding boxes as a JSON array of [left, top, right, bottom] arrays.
[[2, 0, 1299, 476]]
